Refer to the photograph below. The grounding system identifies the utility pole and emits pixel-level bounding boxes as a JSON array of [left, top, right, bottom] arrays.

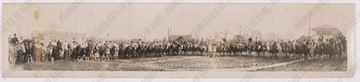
[[308, 11, 311, 36], [168, 26, 172, 41], [167, 27, 170, 41], [277, 32, 280, 41]]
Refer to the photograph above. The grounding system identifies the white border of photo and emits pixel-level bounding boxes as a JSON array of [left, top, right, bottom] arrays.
[[0, 0, 359, 82]]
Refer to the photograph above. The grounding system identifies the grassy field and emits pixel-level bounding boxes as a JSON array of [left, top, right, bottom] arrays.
[[16, 55, 347, 71]]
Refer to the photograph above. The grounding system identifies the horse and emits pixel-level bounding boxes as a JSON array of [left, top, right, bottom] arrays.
[[269, 43, 279, 57], [255, 43, 266, 57], [9, 41, 26, 65]]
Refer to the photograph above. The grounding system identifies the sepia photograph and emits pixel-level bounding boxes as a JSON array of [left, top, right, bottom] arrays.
[[1, 2, 356, 78]]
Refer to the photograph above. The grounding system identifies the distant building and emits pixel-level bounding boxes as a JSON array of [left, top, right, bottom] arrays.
[[312, 25, 342, 38], [168, 35, 193, 41], [129, 38, 142, 43], [231, 35, 245, 42], [297, 35, 311, 41]]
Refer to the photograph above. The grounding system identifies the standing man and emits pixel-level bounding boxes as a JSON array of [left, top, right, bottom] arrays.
[[208, 44, 217, 58]]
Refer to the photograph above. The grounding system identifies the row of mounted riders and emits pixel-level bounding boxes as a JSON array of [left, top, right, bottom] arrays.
[[9, 38, 346, 65]]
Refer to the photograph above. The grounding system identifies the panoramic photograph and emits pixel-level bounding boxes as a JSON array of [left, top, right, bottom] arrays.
[[2, 3, 353, 76]]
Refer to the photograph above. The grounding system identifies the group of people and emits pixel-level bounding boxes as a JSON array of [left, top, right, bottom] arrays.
[[8, 33, 347, 65]]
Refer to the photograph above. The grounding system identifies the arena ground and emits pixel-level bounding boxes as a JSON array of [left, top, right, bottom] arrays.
[[14, 54, 347, 71]]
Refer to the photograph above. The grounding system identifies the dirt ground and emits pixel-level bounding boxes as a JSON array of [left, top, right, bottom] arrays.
[[17, 55, 347, 71], [257, 57, 347, 71]]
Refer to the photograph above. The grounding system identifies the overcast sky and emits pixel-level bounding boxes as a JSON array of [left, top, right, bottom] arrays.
[[4, 3, 354, 40]]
